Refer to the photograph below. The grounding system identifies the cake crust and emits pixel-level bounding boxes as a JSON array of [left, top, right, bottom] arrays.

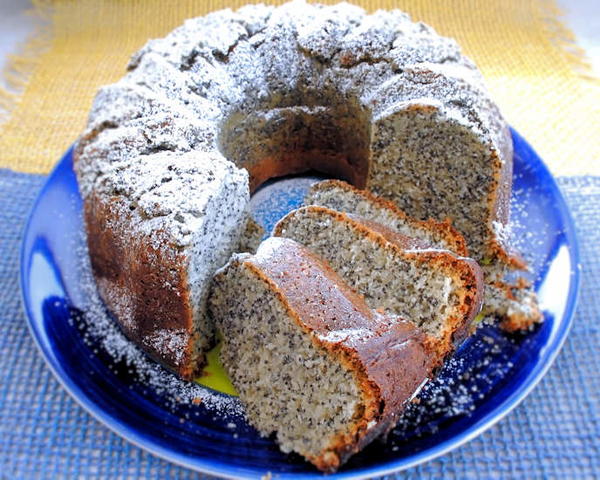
[[306, 179, 469, 255], [274, 206, 484, 364], [211, 237, 434, 471], [85, 192, 197, 378]]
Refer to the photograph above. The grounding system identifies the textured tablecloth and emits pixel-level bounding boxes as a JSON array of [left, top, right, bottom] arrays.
[[1, 169, 598, 479], [0, 0, 599, 176]]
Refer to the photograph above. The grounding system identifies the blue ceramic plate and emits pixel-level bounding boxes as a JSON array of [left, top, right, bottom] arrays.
[[21, 129, 580, 479]]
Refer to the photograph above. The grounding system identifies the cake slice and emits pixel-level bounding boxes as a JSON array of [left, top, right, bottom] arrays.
[[209, 237, 433, 472], [273, 206, 483, 363], [305, 180, 541, 331], [305, 179, 468, 255]]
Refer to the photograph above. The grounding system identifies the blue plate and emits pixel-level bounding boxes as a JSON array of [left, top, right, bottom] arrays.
[[20, 129, 580, 479]]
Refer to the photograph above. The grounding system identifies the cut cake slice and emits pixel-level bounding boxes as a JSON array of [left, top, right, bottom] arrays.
[[209, 237, 433, 472], [305, 179, 542, 331], [273, 206, 484, 363]]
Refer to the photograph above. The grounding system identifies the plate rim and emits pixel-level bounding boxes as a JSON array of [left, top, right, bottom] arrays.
[[20, 129, 581, 479]]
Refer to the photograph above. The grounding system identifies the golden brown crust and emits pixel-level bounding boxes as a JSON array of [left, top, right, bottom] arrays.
[[308, 179, 470, 256], [273, 206, 484, 365], [221, 105, 371, 192], [356, 215, 484, 348], [240, 238, 433, 472], [84, 193, 199, 380]]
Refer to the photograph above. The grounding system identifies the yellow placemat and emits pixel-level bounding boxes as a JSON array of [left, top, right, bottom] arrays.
[[0, 0, 598, 175]]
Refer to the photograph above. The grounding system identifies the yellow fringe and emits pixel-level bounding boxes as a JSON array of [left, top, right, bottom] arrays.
[[539, 0, 598, 82], [0, 0, 54, 125], [0, 0, 598, 174]]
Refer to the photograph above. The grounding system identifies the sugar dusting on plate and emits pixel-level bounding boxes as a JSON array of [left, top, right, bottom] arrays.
[[71, 230, 244, 418], [67, 175, 551, 438]]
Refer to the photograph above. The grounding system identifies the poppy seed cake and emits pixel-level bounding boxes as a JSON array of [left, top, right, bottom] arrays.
[[305, 179, 542, 331], [305, 179, 468, 255], [75, 0, 523, 378], [274, 206, 484, 362], [209, 237, 433, 472]]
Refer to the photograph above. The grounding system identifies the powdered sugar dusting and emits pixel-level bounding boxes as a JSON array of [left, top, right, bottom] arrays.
[[73, 231, 244, 417], [316, 327, 373, 344], [67, 0, 539, 451], [77, 0, 501, 195], [143, 329, 188, 365], [390, 330, 519, 443]]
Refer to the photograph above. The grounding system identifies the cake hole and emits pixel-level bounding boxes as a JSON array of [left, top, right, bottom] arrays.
[[218, 100, 372, 193], [249, 171, 330, 235]]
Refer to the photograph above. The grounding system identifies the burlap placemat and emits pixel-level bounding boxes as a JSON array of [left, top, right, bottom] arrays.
[[0, 0, 598, 175]]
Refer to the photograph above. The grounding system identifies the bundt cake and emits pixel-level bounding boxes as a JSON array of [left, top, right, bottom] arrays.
[[74, 1, 531, 378], [209, 237, 434, 472], [273, 206, 484, 363], [305, 179, 542, 330]]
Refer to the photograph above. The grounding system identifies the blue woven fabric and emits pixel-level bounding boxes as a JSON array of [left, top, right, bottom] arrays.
[[0, 169, 598, 479]]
